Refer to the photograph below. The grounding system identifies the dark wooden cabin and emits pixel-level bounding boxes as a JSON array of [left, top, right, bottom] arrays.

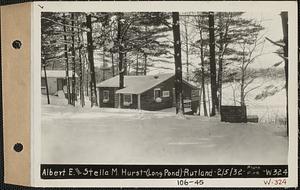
[[96, 73, 200, 114]]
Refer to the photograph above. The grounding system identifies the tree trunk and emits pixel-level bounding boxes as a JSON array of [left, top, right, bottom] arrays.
[[63, 13, 71, 104], [217, 32, 224, 111], [124, 51, 128, 75], [143, 26, 148, 76], [143, 53, 147, 75], [281, 11, 288, 136], [201, 63, 208, 117], [78, 25, 85, 107], [86, 56, 89, 97], [206, 83, 211, 117], [102, 47, 106, 81], [172, 12, 184, 115], [208, 12, 217, 116], [85, 53, 89, 97], [71, 13, 76, 106], [42, 60, 50, 105], [136, 54, 139, 75], [111, 52, 115, 76], [86, 14, 98, 107], [240, 71, 245, 106], [117, 14, 124, 108], [184, 20, 189, 81], [198, 86, 202, 115], [233, 84, 237, 106]]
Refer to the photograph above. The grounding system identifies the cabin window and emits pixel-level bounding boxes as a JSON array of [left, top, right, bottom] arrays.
[[123, 94, 132, 105], [163, 91, 170, 97], [103, 90, 109, 102], [154, 88, 162, 102]]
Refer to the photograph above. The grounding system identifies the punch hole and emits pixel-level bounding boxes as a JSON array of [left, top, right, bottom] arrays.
[[13, 143, 23, 152], [12, 40, 22, 49]]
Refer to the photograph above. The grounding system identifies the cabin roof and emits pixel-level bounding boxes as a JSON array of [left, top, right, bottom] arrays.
[[97, 73, 198, 94], [41, 70, 78, 78]]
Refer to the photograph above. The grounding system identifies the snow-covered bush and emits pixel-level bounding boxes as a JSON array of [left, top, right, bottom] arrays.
[[124, 102, 131, 106]]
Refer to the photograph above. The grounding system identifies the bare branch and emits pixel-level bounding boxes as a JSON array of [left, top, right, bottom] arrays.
[[243, 77, 255, 90], [274, 52, 288, 60], [265, 37, 285, 48], [244, 85, 260, 98]]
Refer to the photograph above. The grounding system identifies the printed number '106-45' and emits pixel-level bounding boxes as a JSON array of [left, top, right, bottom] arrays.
[[177, 179, 204, 186]]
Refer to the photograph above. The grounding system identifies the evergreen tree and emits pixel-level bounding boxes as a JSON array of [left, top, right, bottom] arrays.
[[172, 12, 184, 115], [208, 12, 217, 116], [86, 13, 98, 107]]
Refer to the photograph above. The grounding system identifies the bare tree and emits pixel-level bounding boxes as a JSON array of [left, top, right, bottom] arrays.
[[193, 14, 209, 116], [180, 16, 194, 81], [234, 34, 265, 106]]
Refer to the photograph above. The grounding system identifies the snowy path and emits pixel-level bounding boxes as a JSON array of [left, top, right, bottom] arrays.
[[41, 104, 288, 165]]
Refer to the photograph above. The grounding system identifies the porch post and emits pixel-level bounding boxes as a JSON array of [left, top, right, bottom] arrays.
[[138, 94, 141, 110]]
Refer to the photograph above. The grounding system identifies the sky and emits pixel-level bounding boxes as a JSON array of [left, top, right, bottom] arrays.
[[244, 12, 283, 68]]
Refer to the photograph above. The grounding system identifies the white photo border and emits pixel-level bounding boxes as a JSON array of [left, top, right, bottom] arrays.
[[32, 1, 298, 187]]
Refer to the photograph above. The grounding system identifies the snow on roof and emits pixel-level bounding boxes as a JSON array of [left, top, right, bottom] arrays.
[[41, 70, 78, 78], [97, 73, 174, 94]]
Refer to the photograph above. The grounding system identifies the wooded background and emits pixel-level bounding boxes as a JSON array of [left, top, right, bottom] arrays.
[[41, 11, 288, 118]]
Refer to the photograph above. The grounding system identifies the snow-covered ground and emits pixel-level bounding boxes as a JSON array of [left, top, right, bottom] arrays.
[[41, 95, 288, 165]]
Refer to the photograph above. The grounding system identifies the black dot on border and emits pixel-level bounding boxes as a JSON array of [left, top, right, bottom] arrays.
[[13, 143, 23, 152], [12, 40, 22, 49]]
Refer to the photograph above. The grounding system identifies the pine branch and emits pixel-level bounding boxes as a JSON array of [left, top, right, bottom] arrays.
[[41, 17, 89, 32]]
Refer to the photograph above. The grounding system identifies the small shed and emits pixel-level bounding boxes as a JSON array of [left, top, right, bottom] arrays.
[[41, 70, 78, 95], [96, 73, 200, 113]]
